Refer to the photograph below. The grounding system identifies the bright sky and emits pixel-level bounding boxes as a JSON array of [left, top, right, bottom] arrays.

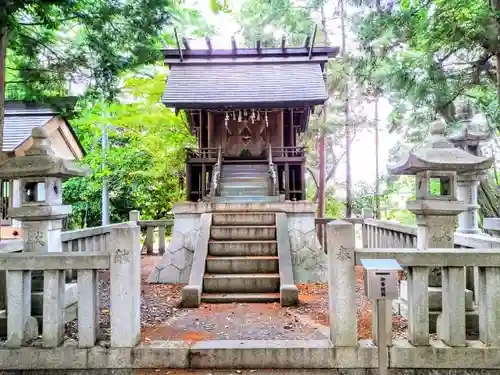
[[187, 0, 401, 186]]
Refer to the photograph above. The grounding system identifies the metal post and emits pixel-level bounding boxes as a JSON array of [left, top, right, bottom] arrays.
[[376, 299, 389, 375], [101, 123, 109, 226]]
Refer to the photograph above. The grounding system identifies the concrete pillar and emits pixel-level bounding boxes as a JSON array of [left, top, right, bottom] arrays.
[[438, 266, 466, 346], [10, 179, 21, 228], [77, 269, 99, 348], [6, 270, 38, 348], [326, 220, 357, 346], [109, 223, 141, 347], [42, 270, 65, 348], [129, 210, 140, 222], [478, 267, 500, 346], [456, 175, 480, 234]]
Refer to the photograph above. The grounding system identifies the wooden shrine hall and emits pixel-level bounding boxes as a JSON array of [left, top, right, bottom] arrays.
[[162, 36, 338, 203]]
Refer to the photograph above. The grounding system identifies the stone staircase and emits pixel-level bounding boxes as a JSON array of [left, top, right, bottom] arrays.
[[216, 163, 279, 203], [201, 212, 281, 303]]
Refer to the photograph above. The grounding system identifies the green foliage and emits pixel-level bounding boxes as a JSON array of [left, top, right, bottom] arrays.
[[209, 0, 232, 14], [353, 0, 500, 140], [2, 0, 207, 101], [236, 0, 315, 47], [63, 70, 195, 228]]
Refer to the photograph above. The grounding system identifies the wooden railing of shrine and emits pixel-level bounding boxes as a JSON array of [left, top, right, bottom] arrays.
[[271, 146, 306, 160], [186, 147, 220, 162]]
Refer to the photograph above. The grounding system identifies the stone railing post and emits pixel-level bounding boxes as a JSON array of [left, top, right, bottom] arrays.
[[327, 220, 357, 346], [129, 210, 140, 222], [362, 208, 373, 248], [109, 223, 141, 347], [456, 175, 480, 234]]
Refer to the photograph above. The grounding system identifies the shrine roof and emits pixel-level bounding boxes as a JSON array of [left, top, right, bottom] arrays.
[[3, 100, 84, 156], [162, 45, 338, 109]]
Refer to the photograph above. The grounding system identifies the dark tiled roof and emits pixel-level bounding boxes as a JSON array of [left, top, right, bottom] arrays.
[[162, 63, 328, 109], [3, 106, 56, 151]]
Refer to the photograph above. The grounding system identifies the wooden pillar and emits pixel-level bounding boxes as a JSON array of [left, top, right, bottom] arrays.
[[198, 111, 203, 150], [285, 163, 290, 201], [201, 164, 206, 200], [207, 111, 213, 150], [280, 111, 284, 157], [301, 163, 306, 200], [186, 164, 192, 201], [289, 109, 294, 150]]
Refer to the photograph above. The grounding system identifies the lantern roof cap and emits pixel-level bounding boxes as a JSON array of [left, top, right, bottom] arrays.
[[0, 127, 89, 179], [388, 118, 493, 175], [448, 115, 490, 143]]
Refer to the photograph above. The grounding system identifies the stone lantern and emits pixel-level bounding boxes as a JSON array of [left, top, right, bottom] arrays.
[[0, 128, 88, 310], [448, 115, 490, 234], [388, 117, 493, 332]]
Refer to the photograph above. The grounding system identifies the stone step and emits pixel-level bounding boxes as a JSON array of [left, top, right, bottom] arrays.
[[206, 256, 279, 274], [210, 225, 276, 241], [221, 174, 268, 180], [212, 213, 276, 226], [219, 185, 269, 193], [201, 292, 281, 303], [220, 176, 269, 183], [222, 169, 268, 174], [215, 196, 280, 203], [220, 188, 269, 197], [203, 273, 280, 293], [223, 165, 268, 170], [208, 240, 278, 256], [222, 169, 267, 174]]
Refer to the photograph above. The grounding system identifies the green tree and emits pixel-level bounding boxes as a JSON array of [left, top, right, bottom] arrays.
[[64, 69, 195, 228], [0, 0, 208, 154], [352, 0, 500, 220], [237, 0, 315, 47]]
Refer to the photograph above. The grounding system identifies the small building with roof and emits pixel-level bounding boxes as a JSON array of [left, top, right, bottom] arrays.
[[1, 100, 85, 238]]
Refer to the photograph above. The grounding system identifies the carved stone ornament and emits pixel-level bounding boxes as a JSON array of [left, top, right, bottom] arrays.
[[0, 127, 89, 180]]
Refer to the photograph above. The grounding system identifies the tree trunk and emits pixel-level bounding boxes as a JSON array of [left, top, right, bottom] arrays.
[[339, 0, 352, 217], [374, 97, 380, 219], [0, 27, 9, 157], [0, 27, 9, 228]]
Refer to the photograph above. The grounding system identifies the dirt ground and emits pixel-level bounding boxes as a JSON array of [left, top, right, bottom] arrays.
[[65, 255, 408, 342], [136, 370, 344, 375]]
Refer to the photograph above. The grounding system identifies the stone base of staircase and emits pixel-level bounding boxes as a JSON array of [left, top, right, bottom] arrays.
[[148, 200, 327, 286]]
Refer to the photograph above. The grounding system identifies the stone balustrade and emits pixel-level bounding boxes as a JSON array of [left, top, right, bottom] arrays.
[[360, 217, 500, 250], [2, 223, 140, 349], [129, 210, 173, 255], [327, 220, 500, 370]]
